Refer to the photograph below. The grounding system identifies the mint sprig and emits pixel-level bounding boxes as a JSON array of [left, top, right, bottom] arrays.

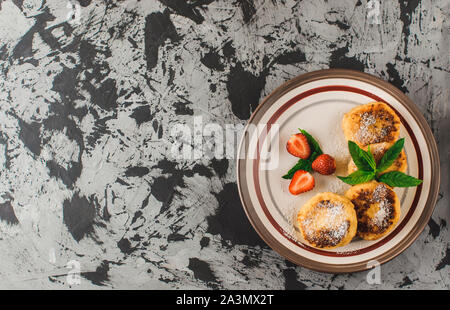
[[348, 141, 372, 171], [338, 138, 422, 187], [299, 129, 322, 157], [282, 129, 322, 179], [363, 145, 377, 171], [378, 171, 423, 187], [282, 158, 312, 178], [377, 138, 405, 173], [337, 170, 375, 185]]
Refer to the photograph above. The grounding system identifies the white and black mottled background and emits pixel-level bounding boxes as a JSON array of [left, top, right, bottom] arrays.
[[0, 0, 448, 289]]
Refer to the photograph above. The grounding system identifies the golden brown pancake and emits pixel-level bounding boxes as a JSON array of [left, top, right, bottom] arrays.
[[347, 142, 407, 175], [345, 181, 401, 240], [297, 193, 357, 249], [342, 102, 401, 147]]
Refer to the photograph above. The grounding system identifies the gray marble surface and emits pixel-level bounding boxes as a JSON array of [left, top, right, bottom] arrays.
[[0, 0, 448, 289]]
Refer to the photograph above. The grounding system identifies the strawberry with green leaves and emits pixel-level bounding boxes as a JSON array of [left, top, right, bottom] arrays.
[[283, 129, 336, 195]]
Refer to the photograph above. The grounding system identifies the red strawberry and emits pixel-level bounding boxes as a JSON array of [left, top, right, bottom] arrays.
[[289, 170, 315, 195], [286, 133, 311, 159], [312, 154, 336, 175]]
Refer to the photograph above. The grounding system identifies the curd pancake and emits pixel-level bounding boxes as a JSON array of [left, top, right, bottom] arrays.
[[348, 142, 408, 175], [342, 102, 401, 147], [345, 181, 401, 240], [297, 193, 357, 249]]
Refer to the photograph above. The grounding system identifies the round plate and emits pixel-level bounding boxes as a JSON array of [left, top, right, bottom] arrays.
[[237, 69, 440, 273]]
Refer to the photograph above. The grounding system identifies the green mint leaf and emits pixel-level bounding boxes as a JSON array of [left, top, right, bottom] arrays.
[[348, 141, 374, 172], [282, 158, 312, 179], [309, 148, 322, 162], [337, 170, 375, 185], [377, 138, 405, 173], [282, 129, 322, 179], [366, 145, 377, 170], [360, 145, 377, 172], [378, 171, 422, 187], [299, 129, 323, 156]]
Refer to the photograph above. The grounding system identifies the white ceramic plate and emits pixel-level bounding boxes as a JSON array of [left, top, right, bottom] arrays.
[[237, 69, 440, 273]]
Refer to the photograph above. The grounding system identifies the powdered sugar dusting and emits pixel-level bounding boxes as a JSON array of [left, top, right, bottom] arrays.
[[330, 221, 350, 242], [326, 177, 351, 195], [317, 201, 345, 221], [300, 201, 350, 247], [371, 184, 392, 227], [373, 200, 389, 227], [372, 183, 389, 201], [355, 112, 377, 145]]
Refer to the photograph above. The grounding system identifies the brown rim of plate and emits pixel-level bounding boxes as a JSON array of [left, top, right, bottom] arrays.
[[236, 69, 441, 274]]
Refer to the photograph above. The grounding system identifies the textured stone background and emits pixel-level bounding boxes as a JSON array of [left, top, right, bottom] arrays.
[[0, 0, 448, 289]]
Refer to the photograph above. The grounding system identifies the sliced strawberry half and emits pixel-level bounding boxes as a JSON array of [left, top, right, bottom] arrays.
[[289, 170, 315, 195], [286, 133, 311, 159]]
